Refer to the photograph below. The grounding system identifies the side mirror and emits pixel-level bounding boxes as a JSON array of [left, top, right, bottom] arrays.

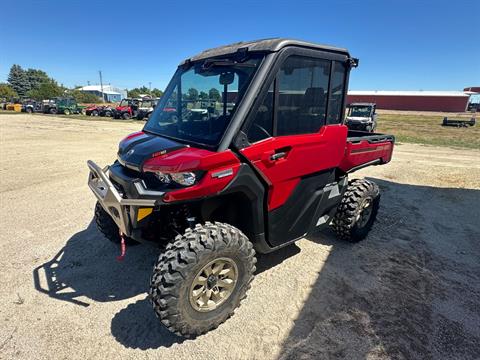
[[219, 72, 234, 85]]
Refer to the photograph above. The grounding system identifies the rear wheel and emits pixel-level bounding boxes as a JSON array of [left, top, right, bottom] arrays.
[[332, 179, 380, 242], [26, 107, 33, 113], [49, 108, 57, 114], [122, 112, 131, 120], [149, 222, 256, 338], [92, 110, 99, 116], [94, 202, 138, 245], [63, 108, 71, 115]]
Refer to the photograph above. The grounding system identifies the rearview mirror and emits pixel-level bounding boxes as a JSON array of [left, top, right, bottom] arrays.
[[219, 73, 234, 85]]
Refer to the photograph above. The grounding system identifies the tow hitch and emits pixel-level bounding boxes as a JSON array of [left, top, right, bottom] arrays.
[[116, 232, 127, 261]]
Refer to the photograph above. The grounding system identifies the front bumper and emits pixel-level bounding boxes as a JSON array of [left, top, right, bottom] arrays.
[[345, 121, 370, 130], [87, 160, 157, 236]]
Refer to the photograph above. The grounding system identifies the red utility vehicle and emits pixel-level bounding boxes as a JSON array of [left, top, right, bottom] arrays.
[[113, 98, 140, 119], [87, 39, 394, 338]]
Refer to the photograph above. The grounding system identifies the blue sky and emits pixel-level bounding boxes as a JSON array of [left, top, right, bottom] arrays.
[[1, 0, 478, 91]]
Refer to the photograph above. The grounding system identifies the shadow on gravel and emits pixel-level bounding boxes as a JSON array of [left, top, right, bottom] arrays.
[[33, 220, 158, 307], [32, 217, 303, 349], [110, 297, 184, 349], [278, 179, 480, 360]]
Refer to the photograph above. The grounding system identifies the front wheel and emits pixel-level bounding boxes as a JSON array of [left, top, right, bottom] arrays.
[[94, 202, 138, 245], [332, 179, 380, 242], [150, 222, 256, 338], [122, 112, 131, 120], [63, 109, 71, 115]]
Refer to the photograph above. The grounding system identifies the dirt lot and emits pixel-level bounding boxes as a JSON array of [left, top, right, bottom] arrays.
[[1, 114, 479, 360]]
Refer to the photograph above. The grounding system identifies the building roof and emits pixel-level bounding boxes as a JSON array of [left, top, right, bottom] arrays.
[[78, 85, 121, 95], [348, 90, 469, 97], [463, 87, 480, 94], [184, 38, 350, 63]]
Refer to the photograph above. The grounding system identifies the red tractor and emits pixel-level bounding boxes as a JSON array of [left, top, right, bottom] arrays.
[[88, 38, 394, 338]]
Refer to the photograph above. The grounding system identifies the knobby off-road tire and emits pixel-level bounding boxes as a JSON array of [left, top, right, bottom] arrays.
[[94, 202, 138, 245], [332, 179, 380, 242], [149, 222, 256, 338]]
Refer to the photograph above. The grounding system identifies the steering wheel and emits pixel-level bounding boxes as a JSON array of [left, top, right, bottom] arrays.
[[254, 123, 271, 138]]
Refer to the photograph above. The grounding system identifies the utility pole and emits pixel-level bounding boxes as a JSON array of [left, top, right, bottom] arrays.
[[149, 82, 152, 92], [99, 70, 105, 103]]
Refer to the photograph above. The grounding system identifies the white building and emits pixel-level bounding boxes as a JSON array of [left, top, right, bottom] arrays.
[[78, 85, 127, 102]]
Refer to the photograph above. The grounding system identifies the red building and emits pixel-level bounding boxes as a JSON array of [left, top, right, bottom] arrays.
[[346, 91, 471, 112]]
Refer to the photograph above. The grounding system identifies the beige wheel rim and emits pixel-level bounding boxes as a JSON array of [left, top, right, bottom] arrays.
[[356, 198, 373, 228], [189, 257, 238, 312]]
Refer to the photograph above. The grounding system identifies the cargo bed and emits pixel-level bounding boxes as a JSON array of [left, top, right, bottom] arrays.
[[339, 130, 395, 173]]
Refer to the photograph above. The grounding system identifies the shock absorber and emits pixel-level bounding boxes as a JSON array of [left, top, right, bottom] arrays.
[[183, 205, 196, 228]]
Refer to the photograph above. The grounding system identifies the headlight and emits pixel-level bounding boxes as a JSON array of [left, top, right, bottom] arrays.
[[155, 171, 196, 186]]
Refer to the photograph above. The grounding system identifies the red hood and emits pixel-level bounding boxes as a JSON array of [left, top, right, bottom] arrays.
[[118, 131, 239, 173], [143, 147, 239, 173], [116, 105, 130, 111]]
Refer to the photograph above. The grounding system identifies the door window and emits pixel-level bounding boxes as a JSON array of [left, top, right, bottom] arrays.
[[246, 82, 274, 143], [326, 61, 346, 124], [277, 56, 331, 136]]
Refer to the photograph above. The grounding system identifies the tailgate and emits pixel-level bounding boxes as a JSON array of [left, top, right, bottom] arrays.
[[339, 131, 395, 173]]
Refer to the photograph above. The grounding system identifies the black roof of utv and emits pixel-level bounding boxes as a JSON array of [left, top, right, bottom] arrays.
[[183, 38, 351, 63]]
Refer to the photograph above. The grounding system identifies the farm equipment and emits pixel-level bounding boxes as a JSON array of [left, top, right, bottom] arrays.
[[113, 98, 140, 119], [86, 105, 115, 117], [5, 99, 22, 112], [135, 98, 158, 120], [43, 98, 85, 115], [113, 98, 157, 120], [345, 102, 377, 132], [442, 116, 476, 127], [21, 99, 43, 113], [87, 38, 394, 338]]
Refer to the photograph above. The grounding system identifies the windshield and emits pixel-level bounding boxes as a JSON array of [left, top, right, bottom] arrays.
[[348, 105, 372, 117], [144, 54, 264, 146], [119, 99, 129, 107]]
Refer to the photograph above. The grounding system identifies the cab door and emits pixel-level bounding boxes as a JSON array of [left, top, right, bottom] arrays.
[[240, 51, 349, 246]]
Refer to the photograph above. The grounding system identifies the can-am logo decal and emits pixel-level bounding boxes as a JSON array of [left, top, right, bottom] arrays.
[[126, 149, 135, 156], [152, 150, 167, 157]]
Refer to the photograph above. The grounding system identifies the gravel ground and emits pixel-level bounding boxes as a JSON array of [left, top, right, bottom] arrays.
[[1, 114, 479, 360]]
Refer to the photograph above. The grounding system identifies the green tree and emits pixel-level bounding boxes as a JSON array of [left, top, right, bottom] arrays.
[[128, 88, 141, 98], [186, 88, 199, 101], [0, 83, 18, 99], [138, 86, 150, 94], [27, 79, 64, 100], [209, 88, 221, 102], [199, 91, 208, 100], [25, 69, 50, 92], [8, 64, 30, 96], [151, 88, 163, 98]]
